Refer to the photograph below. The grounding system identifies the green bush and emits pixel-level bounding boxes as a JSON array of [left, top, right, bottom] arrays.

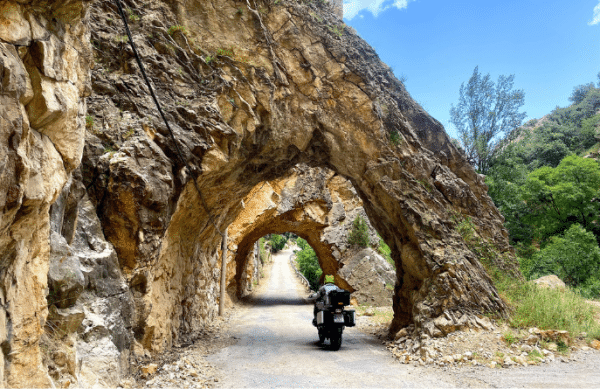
[[297, 237, 310, 251], [389, 130, 401, 145], [528, 224, 600, 298], [269, 234, 287, 252], [377, 234, 395, 269], [348, 215, 370, 247], [296, 238, 322, 291], [258, 237, 268, 264], [167, 25, 188, 36]]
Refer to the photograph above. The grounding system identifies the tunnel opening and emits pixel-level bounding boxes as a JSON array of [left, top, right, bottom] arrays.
[[225, 168, 396, 316]]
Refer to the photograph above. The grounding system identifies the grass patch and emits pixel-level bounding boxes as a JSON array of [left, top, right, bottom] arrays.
[[507, 283, 600, 339], [168, 25, 188, 36], [527, 349, 543, 361], [502, 332, 518, 345], [355, 305, 394, 325], [454, 213, 600, 340]]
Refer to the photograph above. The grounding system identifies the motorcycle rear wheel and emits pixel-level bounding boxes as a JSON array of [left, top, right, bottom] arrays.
[[329, 331, 342, 351], [318, 328, 326, 344]]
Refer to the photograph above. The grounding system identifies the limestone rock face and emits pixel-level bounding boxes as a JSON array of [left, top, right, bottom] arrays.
[[228, 165, 383, 297], [0, 0, 522, 384], [46, 182, 135, 387], [227, 165, 393, 306], [48, 232, 85, 309], [338, 248, 395, 306], [0, 1, 91, 386], [84, 0, 517, 354]]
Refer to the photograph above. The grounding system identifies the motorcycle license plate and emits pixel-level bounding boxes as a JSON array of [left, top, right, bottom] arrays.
[[334, 313, 345, 324]]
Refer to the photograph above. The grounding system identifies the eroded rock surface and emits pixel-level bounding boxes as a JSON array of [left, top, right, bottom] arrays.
[[339, 248, 395, 306], [0, 0, 521, 386], [0, 1, 91, 386], [227, 164, 393, 306]]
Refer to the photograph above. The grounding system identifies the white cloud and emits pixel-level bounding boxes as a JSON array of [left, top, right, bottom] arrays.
[[590, 2, 600, 25], [343, 0, 413, 20]]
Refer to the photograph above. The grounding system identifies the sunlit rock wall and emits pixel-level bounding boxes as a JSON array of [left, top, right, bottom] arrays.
[[0, 1, 91, 386]]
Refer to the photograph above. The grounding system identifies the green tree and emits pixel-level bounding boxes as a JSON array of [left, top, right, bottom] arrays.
[[295, 238, 322, 290], [348, 215, 370, 247], [485, 144, 533, 244], [569, 83, 595, 104], [520, 155, 600, 242], [450, 66, 526, 173], [528, 224, 600, 298], [269, 234, 287, 252]]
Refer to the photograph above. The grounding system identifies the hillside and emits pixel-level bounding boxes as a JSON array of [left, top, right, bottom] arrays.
[[485, 82, 600, 298]]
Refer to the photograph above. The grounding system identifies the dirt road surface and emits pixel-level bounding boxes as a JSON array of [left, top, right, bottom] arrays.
[[206, 247, 600, 388]]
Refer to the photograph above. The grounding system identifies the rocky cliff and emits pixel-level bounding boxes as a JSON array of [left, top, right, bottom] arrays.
[[0, 1, 91, 386], [0, 0, 519, 386]]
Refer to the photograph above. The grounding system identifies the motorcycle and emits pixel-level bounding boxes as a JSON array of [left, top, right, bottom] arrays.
[[312, 289, 355, 350]]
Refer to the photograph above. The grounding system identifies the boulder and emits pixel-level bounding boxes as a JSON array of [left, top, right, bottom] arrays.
[[338, 248, 395, 306], [533, 275, 566, 290]]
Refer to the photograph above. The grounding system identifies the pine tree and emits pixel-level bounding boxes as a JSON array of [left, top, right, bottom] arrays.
[[348, 215, 370, 247]]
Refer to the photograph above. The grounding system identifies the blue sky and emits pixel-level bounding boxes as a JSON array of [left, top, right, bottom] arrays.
[[343, 0, 600, 138]]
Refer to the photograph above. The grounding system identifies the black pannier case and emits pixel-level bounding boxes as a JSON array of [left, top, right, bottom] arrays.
[[343, 310, 356, 327]]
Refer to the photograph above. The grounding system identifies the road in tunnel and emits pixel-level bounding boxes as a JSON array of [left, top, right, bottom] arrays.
[[206, 246, 457, 388]]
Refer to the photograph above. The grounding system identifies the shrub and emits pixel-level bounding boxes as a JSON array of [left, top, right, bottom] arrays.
[[268, 234, 287, 252], [390, 130, 401, 145], [377, 234, 395, 269], [296, 238, 322, 291], [167, 25, 187, 36], [529, 224, 600, 298], [348, 215, 370, 247], [85, 115, 94, 129], [258, 237, 269, 264]]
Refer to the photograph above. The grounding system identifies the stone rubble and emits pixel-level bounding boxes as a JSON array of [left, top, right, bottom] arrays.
[[355, 308, 599, 369], [384, 324, 592, 368], [121, 315, 235, 389]]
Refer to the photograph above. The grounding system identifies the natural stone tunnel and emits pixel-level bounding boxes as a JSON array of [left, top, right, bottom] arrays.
[[0, 0, 520, 386], [226, 164, 378, 299]]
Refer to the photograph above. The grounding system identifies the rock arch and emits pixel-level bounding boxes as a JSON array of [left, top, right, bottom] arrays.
[[226, 164, 373, 298], [110, 0, 518, 352], [0, 0, 520, 385]]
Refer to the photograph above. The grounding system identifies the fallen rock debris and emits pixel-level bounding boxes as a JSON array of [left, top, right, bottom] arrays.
[[119, 313, 236, 388], [356, 310, 598, 369]]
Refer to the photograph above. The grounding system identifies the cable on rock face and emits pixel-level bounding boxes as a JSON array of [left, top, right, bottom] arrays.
[[112, 0, 224, 238]]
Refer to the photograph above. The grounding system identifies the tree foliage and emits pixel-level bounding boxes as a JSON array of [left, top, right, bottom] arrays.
[[525, 225, 600, 298], [483, 74, 600, 301], [520, 155, 600, 242], [295, 238, 322, 291], [268, 234, 287, 252], [348, 215, 370, 247], [450, 66, 526, 173], [569, 83, 596, 104]]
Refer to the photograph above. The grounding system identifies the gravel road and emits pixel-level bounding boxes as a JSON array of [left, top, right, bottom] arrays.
[[206, 247, 600, 388]]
